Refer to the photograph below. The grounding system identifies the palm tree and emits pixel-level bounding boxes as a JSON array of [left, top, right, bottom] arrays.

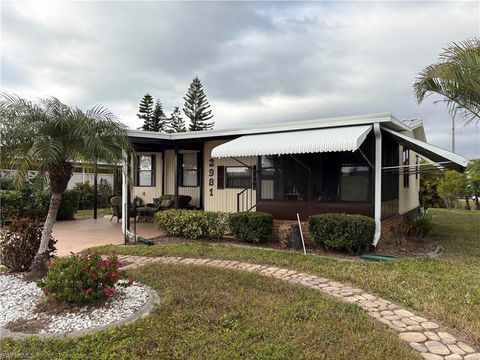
[[414, 38, 480, 126], [0, 94, 133, 276]]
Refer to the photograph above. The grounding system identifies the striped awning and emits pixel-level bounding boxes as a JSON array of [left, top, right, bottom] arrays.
[[211, 125, 372, 158]]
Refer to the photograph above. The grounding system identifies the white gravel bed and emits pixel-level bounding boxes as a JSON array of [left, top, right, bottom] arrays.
[[0, 274, 150, 334]]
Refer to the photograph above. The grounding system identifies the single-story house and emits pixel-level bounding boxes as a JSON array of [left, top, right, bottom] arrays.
[[122, 113, 467, 245]]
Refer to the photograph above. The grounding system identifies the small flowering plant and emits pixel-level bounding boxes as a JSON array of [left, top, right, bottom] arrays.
[[37, 252, 132, 304]]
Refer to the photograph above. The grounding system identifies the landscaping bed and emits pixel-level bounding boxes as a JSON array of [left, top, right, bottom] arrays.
[[0, 274, 154, 336]]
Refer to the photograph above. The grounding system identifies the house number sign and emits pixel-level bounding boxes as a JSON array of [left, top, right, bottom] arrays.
[[208, 158, 214, 196]]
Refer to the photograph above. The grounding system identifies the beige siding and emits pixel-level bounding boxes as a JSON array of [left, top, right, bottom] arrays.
[[398, 132, 421, 214], [132, 152, 163, 204], [203, 140, 256, 213], [164, 149, 201, 206]]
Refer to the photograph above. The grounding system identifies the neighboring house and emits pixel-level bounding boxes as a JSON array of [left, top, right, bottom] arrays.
[[124, 113, 467, 245], [1, 165, 120, 192]]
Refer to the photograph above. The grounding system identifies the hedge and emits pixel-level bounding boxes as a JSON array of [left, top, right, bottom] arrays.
[[228, 212, 273, 244], [0, 189, 79, 222], [155, 209, 229, 240], [308, 213, 375, 254]]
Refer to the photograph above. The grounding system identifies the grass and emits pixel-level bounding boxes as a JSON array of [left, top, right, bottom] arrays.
[[0, 263, 418, 359], [74, 208, 111, 219], [90, 208, 480, 348]]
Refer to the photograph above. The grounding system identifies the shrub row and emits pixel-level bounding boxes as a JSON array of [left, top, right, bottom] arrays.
[[0, 189, 79, 222], [308, 213, 375, 254], [155, 209, 229, 239]]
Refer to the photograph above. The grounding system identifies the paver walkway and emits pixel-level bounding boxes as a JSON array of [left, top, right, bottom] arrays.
[[118, 255, 479, 360]]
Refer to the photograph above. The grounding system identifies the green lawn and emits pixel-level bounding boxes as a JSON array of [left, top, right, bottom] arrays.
[[74, 208, 111, 219], [90, 208, 480, 348], [2, 208, 478, 359], [0, 263, 418, 360]]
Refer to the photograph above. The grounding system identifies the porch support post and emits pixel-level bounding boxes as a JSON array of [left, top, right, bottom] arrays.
[[121, 151, 128, 237], [174, 146, 179, 209], [373, 123, 382, 247]]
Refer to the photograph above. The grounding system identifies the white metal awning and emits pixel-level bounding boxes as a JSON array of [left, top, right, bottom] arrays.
[[382, 128, 468, 172], [211, 125, 372, 158]]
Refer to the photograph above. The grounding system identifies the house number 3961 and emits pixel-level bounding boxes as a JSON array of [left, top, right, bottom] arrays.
[[208, 158, 214, 196]]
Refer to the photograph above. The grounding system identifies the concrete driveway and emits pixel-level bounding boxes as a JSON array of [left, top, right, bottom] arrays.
[[52, 217, 160, 257]]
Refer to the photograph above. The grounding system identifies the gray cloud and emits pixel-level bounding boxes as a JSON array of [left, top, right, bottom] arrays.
[[1, 1, 479, 159]]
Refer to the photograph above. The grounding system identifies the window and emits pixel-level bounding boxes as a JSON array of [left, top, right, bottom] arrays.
[[259, 152, 372, 202], [217, 166, 255, 189], [339, 166, 370, 201], [403, 147, 410, 188], [225, 166, 254, 189], [415, 155, 419, 180], [136, 155, 155, 187], [181, 153, 198, 187]]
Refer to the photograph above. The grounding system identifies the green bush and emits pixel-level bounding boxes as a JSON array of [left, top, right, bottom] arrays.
[[405, 212, 433, 239], [308, 213, 375, 254], [228, 212, 273, 244], [154, 209, 229, 239], [204, 211, 230, 239], [56, 190, 79, 220], [73, 181, 94, 210], [0, 218, 57, 272], [0, 189, 79, 222], [37, 253, 131, 304]]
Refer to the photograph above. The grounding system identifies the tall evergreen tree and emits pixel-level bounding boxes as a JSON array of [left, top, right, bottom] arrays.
[[137, 93, 154, 131], [167, 106, 186, 133], [183, 76, 214, 131], [151, 100, 167, 132]]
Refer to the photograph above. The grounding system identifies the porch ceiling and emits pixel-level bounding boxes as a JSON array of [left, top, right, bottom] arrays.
[[211, 125, 372, 158]]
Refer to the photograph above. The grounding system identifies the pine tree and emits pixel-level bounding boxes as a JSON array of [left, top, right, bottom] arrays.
[[167, 106, 186, 133], [137, 93, 154, 131], [183, 76, 214, 131], [151, 100, 167, 132]]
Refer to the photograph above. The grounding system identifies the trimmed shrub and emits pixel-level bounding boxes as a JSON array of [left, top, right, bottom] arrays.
[[154, 209, 229, 239], [308, 213, 375, 254], [204, 211, 230, 239], [0, 218, 57, 272], [228, 212, 273, 244], [37, 253, 131, 304]]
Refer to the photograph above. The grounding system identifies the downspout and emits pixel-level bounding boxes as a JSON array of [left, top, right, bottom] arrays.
[[373, 123, 382, 247]]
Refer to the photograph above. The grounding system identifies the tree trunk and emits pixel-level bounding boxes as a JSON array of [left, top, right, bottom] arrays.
[[29, 162, 73, 278], [465, 196, 471, 211], [29, 192, 63, 277]]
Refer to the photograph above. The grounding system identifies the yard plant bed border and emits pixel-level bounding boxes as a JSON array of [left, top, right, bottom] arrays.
[[0, 283, 160, 340]]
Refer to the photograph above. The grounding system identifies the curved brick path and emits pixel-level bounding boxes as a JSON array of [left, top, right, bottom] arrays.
[[119, 255, 479, 360]]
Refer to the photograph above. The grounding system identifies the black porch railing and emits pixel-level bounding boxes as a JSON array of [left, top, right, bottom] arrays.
[[237, 182, 256, 212]]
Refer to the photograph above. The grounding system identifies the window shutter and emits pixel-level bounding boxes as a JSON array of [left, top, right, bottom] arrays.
[[197, 152, 202, 187], [134, 155, 140, 186], [178, 153, 184, 187], [217, 166, 225, 189], [252, 165, 257, 190], [151, 154, 156, 186]]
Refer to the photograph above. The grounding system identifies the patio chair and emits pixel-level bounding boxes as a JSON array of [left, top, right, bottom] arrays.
[[136, 195, 192, 222], [110, 196, 138, 223]]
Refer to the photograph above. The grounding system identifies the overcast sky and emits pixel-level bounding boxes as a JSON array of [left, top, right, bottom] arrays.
[[1, 1, 479, 159]]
